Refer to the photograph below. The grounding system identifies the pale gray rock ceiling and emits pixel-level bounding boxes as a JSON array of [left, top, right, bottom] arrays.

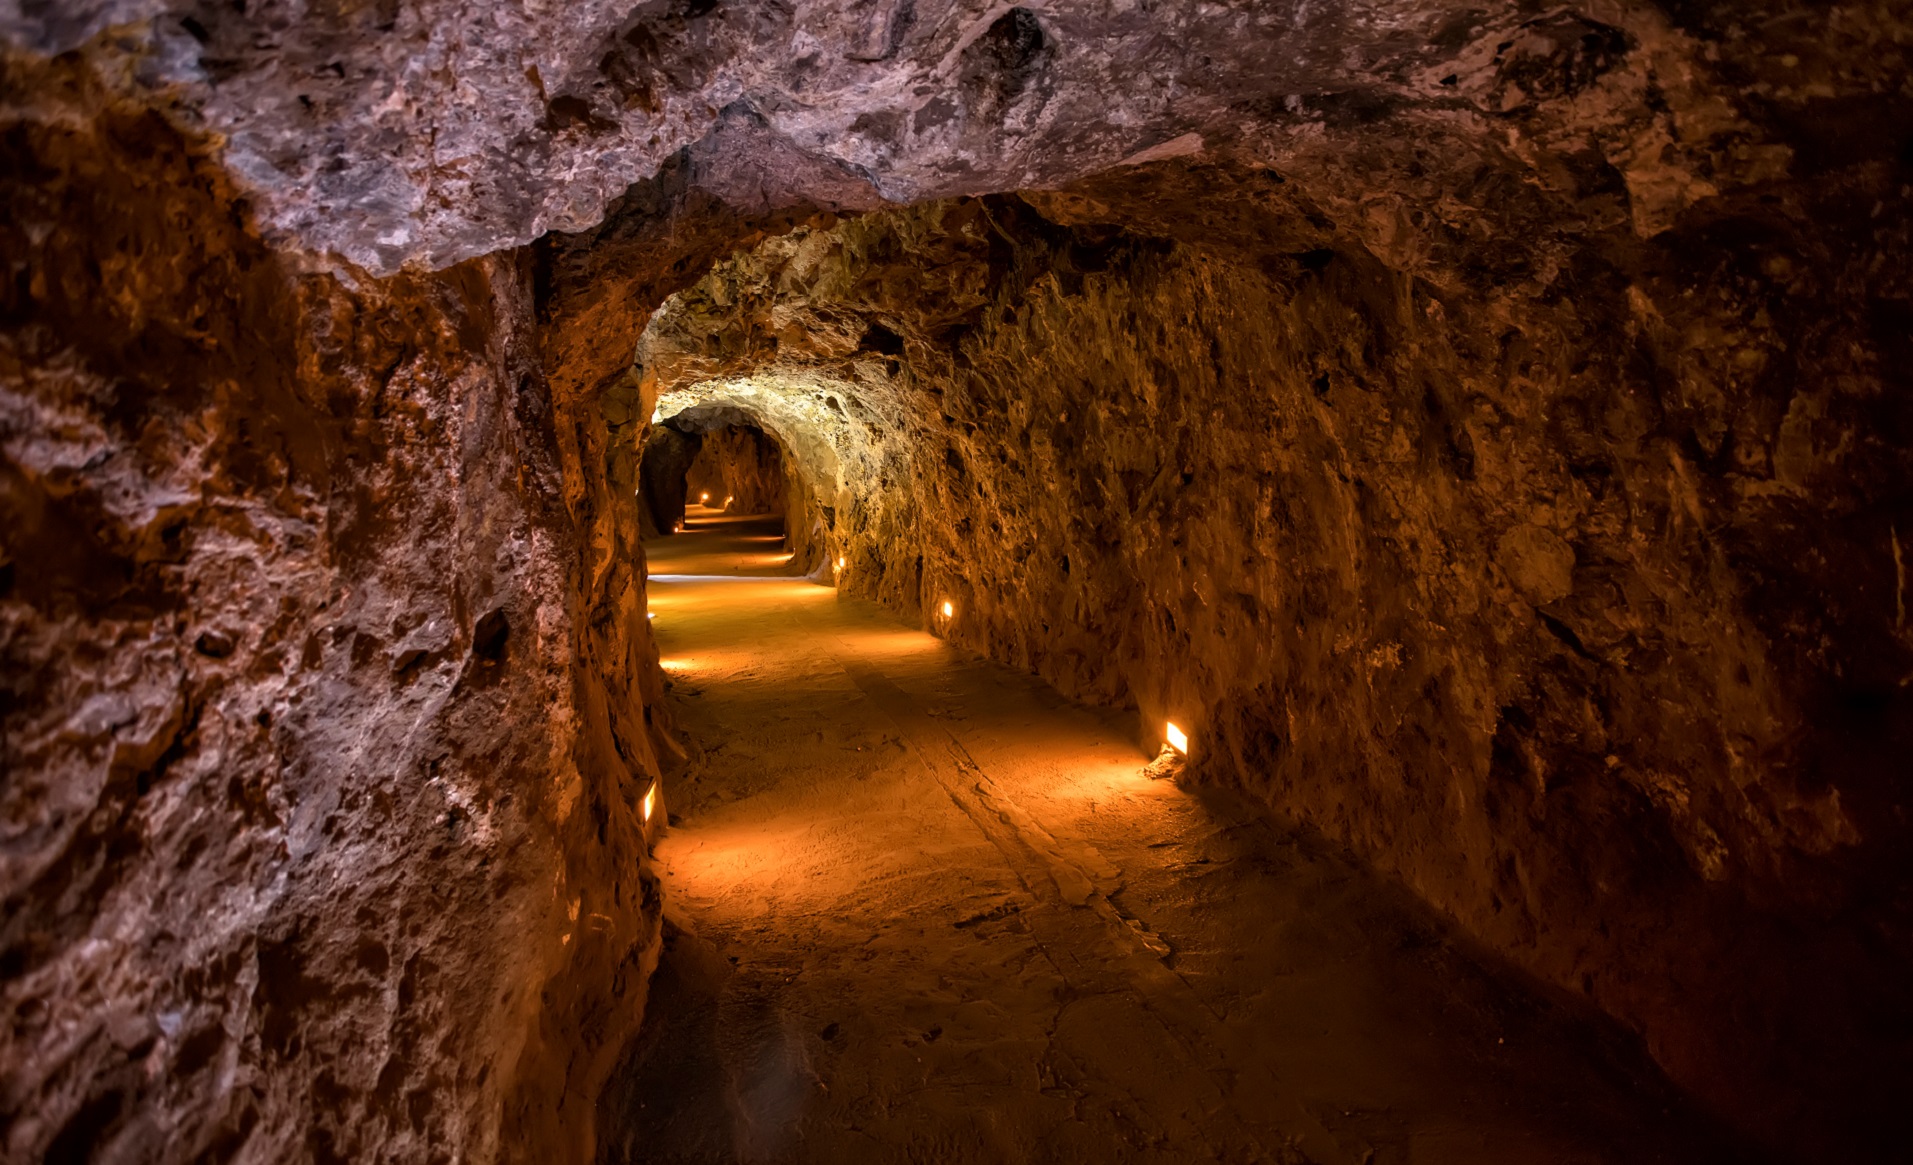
[[1, 0, 1757, 273]]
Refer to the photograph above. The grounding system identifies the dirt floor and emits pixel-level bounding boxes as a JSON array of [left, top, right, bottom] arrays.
[[597, 508, 1748, 1165]]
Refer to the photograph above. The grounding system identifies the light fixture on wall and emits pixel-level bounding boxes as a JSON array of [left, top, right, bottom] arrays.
[[836, 556, 846, 571], [700, 492, 709, 503], [1165, 722, 1189, 755], [642, 781, 658, 825], [724, 496, 733, 507], [940, 600, 954, 618]]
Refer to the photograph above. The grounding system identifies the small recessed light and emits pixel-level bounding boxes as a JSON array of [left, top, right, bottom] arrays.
[[940, 600, 954, 618], [1165, 722, 1189, 755]]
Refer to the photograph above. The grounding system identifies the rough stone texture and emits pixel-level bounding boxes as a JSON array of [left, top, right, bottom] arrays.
[[684, 423, 786, 517], [2, 1, 1911, 1163], [631, 143, 1913, 1158], [0, 56, 665, 1163], [3, 0, 1668, 275], [636, 424, 701, 537]]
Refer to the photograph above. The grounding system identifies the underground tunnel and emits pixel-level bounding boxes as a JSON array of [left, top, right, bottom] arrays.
[[2, 3, 1911, 1163]]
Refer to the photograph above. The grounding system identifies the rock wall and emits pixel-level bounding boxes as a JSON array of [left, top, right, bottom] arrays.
[[0, 56, 664, 1164], [633, 158, 1913, 1158], [685, 424, 786, 517], [637, 425, 701, 538]]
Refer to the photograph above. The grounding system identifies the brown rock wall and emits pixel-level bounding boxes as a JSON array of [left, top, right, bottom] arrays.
[[637, 425, 701, 538], [685, 424, 786, 518], [0, 57, 662, 1164]]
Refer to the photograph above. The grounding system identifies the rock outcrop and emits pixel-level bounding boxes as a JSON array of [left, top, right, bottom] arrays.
[[636, 424, 702, 537]]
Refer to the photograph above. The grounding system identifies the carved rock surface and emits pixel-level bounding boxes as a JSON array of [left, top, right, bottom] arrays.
[[637, 424, 702, 537], [6, 0, 1710, 275], [2, 2, 1910, 1164]]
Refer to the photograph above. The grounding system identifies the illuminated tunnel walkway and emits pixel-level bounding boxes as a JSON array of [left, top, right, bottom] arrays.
[[597, 507, 1735, 1165], [9, 9, 1911, 1163]]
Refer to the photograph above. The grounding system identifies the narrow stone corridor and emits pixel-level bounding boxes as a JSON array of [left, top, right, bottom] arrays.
[[600, 509, 1738, 1165], [8, 7, 1910, 1161]]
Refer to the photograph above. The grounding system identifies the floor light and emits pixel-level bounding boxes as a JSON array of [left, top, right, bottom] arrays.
[[1165, 721, 1189, 755]]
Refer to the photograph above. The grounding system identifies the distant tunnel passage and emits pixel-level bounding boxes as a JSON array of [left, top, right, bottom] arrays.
[[686, 424, 785, 518], [639, 412, 794, 538]]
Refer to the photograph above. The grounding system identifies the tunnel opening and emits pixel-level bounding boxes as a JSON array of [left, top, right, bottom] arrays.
[[642, 397, 837, 579], [638, 412, 793, 538], [4, 9, 1912, 1165], [684, 424, 784, 521]]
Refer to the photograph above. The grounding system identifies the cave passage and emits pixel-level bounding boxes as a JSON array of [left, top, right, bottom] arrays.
[[599, 518, 1738, 1164], [7, 6, 1910, 1163], [641, 413, 796, 540]]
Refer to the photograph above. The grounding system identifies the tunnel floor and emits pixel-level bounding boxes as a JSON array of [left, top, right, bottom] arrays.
[[598, 509, 1740, 1165]]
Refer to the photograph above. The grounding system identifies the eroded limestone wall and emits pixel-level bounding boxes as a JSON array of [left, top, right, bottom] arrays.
[[0, 59, 663, 1164], [900, 215, 1913, 1163]]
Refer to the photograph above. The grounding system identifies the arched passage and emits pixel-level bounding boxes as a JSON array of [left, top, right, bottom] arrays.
[[638, 408, 797, 540], [4, 8, 1910, 1165]]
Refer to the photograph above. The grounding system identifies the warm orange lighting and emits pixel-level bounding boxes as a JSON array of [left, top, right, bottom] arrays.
[[724, 496, 733, 507], [1165, 722, 1189, 754], [836, 556, 846, 571], [642, 782, 658, 824], [940, 600, 954, 618], [646, 612, 655, 620], [699, 492, 709, 502]]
